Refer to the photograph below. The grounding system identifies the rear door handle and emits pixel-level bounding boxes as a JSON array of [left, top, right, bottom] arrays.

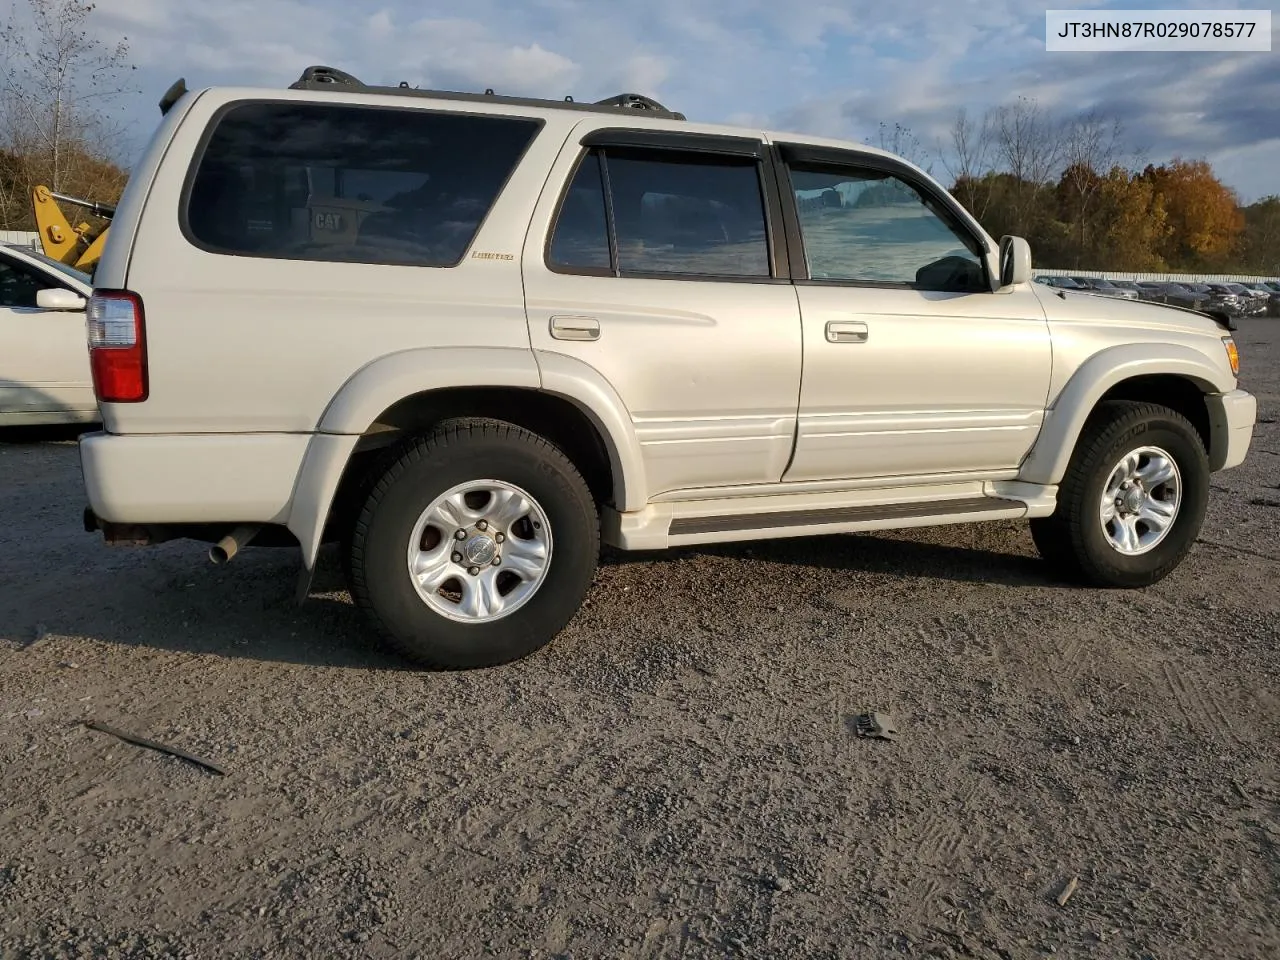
[[826, 320, 869, 343], [550, 315, 600, 341]]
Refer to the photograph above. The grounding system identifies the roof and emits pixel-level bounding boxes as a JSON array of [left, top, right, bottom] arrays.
[[285, 65, 689, 121], [158, 66, 913, 175]]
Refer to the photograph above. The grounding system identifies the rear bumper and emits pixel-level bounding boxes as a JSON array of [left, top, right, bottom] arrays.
[[79, 431, 311, 525], [1206, 389, 1257, 472]]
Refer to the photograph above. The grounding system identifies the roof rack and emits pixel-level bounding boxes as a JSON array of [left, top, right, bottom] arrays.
[[287, 65, 687, 121]]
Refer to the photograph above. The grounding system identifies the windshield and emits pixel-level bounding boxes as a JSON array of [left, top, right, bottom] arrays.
[[9, 246, 92, 285]]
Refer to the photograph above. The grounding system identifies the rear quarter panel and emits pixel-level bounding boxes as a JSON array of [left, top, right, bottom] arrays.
[[103, 88, 575, 435]]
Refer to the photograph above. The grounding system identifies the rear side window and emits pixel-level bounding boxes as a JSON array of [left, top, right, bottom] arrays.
[[547, 153, 612, 272], [184, 101, 541, 267], [548, 146, 772, 280]]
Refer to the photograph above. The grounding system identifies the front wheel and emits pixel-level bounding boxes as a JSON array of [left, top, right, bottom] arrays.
[[1030, 400, 1209, 587], [348, 419, 599, 669]]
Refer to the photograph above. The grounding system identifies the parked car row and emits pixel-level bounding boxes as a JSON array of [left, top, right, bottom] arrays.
[[1034, 275, 1140, 300], [1035, 275, 1280, 323]]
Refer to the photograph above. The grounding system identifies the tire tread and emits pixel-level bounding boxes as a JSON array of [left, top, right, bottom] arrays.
[[1030, 400, 1207, 587], [347, 417, 598, 669]]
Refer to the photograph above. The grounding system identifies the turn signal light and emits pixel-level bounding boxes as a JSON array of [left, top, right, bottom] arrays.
[[1222, 337, 1239, 376]]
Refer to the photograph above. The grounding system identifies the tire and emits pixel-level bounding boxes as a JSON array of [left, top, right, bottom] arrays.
[[1029, 400, 1209, 588], [348, 419, 600, 669]]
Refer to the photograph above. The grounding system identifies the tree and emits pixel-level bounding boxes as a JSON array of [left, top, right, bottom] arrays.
[[1140, 158, 1244, 269], [1095, 167, 1169, 271], [871, 121, 933, 174], [942, 106, 996, 219], [993, 96, 1062, 237], [1241, 196, 1280, 276], [1058, 111, 1123, 267], [0, 0, 134, 229]]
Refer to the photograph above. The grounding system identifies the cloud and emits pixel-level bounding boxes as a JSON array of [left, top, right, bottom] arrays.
[[24, 0, 1278, 200]]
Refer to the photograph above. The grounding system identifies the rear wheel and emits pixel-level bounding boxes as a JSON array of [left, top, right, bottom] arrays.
[[1030, 400, 1209, 587], [348, 419, 599, 669]]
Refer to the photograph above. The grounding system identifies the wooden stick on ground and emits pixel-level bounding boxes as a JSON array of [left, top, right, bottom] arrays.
[[1056, 876, 1080, 907], [84, 720, 228, 776]]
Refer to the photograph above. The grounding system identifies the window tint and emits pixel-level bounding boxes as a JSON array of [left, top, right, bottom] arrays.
[[186, 102, 541, 266], [607, 150, 770, 278], [0, 257, 43, 308], [547, 152, 611, 271], [789, 166, 985, 292]]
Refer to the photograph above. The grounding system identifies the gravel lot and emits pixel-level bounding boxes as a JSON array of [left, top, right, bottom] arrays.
[[2, 319, 1278, 960]]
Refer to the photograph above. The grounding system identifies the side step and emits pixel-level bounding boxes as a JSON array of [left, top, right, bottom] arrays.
[[602, 482, 1056, 551], [668, 496, 1015, 537]]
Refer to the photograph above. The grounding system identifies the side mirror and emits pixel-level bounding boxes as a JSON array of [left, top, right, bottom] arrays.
[[998, 236, 1032, 287], [36, 288, 87, 312]]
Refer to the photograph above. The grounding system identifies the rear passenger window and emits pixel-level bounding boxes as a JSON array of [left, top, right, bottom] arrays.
[[185, 102, 541, 267], [547, 146, 771, 279]]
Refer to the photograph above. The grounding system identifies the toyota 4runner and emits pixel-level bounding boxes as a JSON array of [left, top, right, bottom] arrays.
[[76, 66, 1257, 668]]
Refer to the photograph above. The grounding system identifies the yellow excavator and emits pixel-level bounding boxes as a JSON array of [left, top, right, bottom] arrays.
[[29, 184, 115, 272]]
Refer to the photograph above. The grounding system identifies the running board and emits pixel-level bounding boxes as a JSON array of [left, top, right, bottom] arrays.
[[602, 481, 1056, 551], [667, 496, 1017, 536]]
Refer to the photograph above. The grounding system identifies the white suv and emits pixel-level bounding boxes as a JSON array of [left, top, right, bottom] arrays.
[[77, 66, 1256, 668]]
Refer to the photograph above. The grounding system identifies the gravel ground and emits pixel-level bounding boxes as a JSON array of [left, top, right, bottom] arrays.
[[1, 318, 1278, 960]]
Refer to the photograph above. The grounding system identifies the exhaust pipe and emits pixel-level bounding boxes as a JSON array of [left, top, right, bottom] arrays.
[[210, 524, 262, 564]]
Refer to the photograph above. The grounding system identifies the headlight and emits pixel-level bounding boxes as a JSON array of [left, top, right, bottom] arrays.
[[1223, 337, 1239, 376]]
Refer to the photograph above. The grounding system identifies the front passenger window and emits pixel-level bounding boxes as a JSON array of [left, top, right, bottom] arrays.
[[0, 260, 42, 308], [789, 166, 986, 292]]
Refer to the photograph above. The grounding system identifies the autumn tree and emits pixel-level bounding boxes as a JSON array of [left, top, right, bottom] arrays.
[[0, 0, 134, 229], [1140, 159, 1244, 269], [1094, 167, 1169, 270]]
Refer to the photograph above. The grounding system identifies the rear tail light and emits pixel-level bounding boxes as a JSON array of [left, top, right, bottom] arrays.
[[87, 290, 148, 403]]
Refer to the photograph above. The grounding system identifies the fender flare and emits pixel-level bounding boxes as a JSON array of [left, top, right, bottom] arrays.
[[533, 350, 648, 513], [287, 347, 647, 570], [1018, 342, 1234, 486], [317, 346, 542, 434]]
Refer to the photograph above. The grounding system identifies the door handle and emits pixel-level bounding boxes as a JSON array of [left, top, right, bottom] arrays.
[[550, 315, 600, 341], [825, 320, 869, 343]]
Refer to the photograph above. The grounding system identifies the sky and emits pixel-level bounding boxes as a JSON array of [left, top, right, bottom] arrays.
[[5, 0, 1278, 203]]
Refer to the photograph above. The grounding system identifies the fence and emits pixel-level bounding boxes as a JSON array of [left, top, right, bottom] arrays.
[[0, 230, 40, 249], [1036, 266, 1279, 284]]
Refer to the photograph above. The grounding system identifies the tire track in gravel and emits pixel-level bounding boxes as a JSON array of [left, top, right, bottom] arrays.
[[1160, 661, 1240, 745]]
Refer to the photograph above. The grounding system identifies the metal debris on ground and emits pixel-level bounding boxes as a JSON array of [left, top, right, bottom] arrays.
[[84, 720, 228, 776], [854, 712, 900, 742]]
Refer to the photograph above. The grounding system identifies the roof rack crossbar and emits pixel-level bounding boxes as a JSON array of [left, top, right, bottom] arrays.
[[288, 65, 687, 121]]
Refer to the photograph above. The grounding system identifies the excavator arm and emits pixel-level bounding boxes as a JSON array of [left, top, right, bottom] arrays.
[[30, 184, 115, 272]]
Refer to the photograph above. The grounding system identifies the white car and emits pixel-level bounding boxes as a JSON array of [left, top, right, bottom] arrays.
[[0, 243, 98, 426]]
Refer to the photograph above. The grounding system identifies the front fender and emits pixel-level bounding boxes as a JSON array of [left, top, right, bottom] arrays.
[[1018, 343, 1234, 486]]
